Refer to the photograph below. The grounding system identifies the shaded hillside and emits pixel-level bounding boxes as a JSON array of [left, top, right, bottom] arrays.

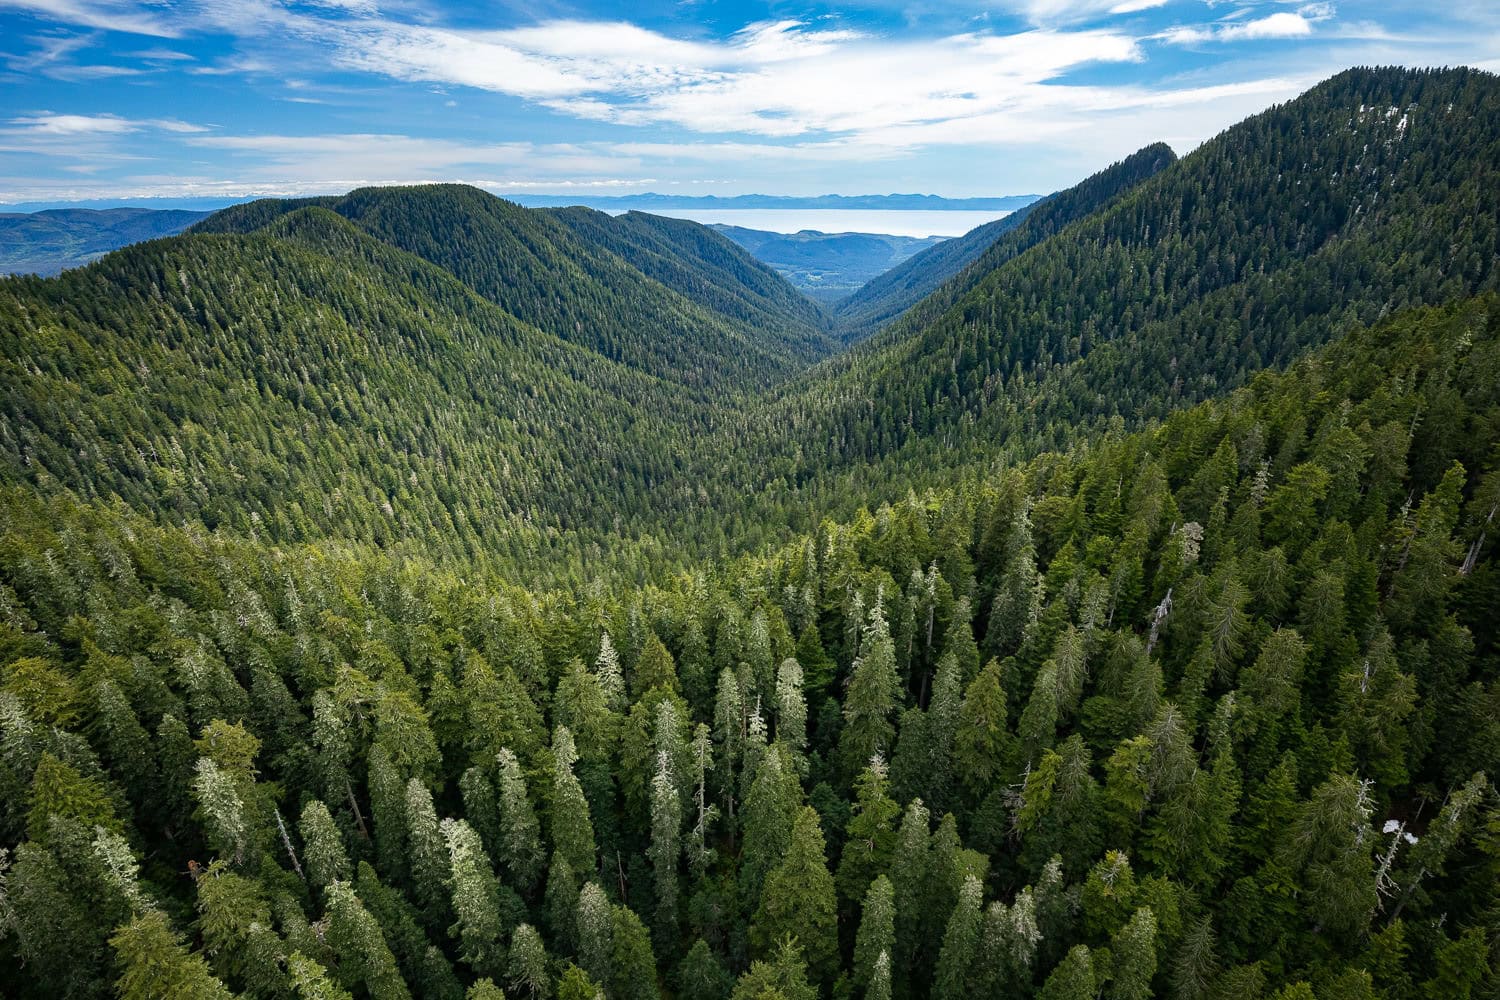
[[543, 208, 832, 353], [831, 143, 1176, 342], [0, 207, 723, 581], [195, 186, 828, 388]]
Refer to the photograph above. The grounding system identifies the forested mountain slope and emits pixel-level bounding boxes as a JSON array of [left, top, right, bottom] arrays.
[[1, 295, 1495, 1000], [685, 67, 1500, 548], [830, 143, 1177, 343], [194, 185, 832, 387], [0, 206, 728, 581], [540, 208, 830, 349]]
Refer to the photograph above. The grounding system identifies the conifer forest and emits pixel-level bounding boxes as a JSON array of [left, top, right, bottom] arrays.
[[1, 66, 1498, 1000]]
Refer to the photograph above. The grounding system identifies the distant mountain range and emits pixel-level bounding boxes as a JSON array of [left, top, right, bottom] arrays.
[[1, 207, 209, 276], [511, 192, 1041, 211], [709, 225, 948, 305]]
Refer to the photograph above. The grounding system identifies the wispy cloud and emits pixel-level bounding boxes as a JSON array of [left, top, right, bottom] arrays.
[[7, 113, 210, 135], [0, 0, 182, 37]]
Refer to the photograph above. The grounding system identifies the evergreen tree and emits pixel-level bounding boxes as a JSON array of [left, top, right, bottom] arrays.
[[368, 744, 408, 882], [752, 805, 838, 987], [839, 601, 901, 779], [300, 799, 351, 890], [610, 903, 661, 1000], [443, 817, 506, 977], [773, 658, 808, 755], [577, 882, 614, 989], [932, 874, 983, 1000], [288, 952, 356, 1000], [406, 777, 451, 927], [837, 756, 900, 905], [889, 798, 931, 987], [739, 743, 803, 910], [509, 923, 552, 1000], [110, 909, 234, 1000], [1037, 945, 1095, 1000], [649, 741, 683, 949], [634, 633, 679, 700], [852, 875, 896, 998], [1106, 907, 1157, 1000], [496, 747, 545, 893], [867, 950, 893, 1000], [551, 726, 598, 878], [955, 658, 1012, 800], [325, 880, 413, 1000]]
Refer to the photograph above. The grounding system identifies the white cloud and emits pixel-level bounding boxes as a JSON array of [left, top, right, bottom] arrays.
[[1161, 7, 1332, 45], [7, 113, 210, 135], [329, 21, 1143, 138], [1110, 0, 1170, 13], [0, 0, 181, 37], [1016, 0, 1169, 23]]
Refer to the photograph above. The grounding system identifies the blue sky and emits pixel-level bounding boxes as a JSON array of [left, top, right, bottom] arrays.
[[2, 0, 1498, 204]]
